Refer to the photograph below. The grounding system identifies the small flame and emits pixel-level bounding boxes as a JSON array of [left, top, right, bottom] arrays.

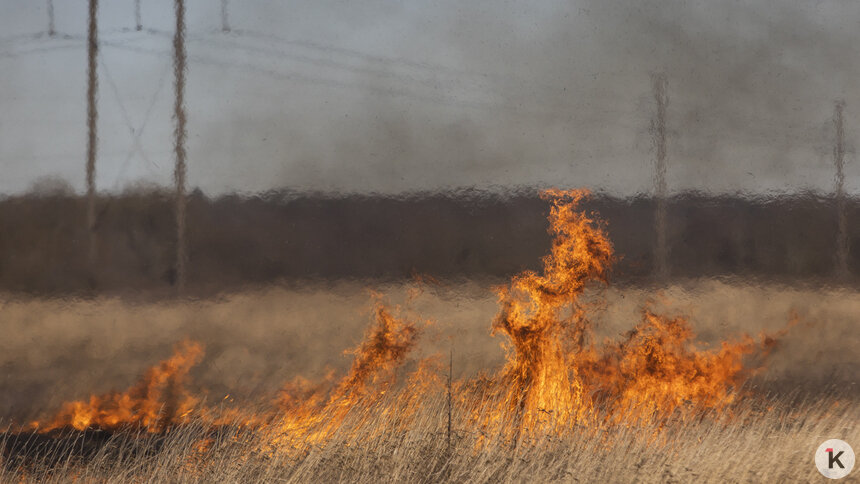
[[274, 300, 421, 443], [31, 340, 203, 432]]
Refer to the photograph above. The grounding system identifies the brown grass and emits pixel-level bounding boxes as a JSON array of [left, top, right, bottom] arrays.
[[1, 280, 858, 482], [2, 391, 856, 482]]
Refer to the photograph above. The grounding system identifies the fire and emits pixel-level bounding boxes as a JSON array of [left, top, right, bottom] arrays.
[[274, 300, 422, 443], [25, 188, 787, 447], [471, 189, 780, 436], [486, 188, 613, 433], [331, 302, 420, 400], [580, 310, 765, 423], [31, 340, 204, 433]]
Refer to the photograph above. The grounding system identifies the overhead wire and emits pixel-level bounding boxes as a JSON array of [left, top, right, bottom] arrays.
[[99, 52, 172, 189]]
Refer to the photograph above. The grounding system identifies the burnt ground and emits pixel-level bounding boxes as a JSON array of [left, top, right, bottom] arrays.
[[2, 428, 167, 470], [1, 425, 250, 472]]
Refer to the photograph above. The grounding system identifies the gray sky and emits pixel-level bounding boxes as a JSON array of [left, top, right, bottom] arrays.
[[1, 0, 858, 196]]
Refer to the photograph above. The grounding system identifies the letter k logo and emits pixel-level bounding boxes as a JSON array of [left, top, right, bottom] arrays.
[[816, 440, 854, 479], [828, 448, 846, 469]]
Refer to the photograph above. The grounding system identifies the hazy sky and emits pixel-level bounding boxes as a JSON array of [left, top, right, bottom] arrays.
[[1, 0, 858, 196]]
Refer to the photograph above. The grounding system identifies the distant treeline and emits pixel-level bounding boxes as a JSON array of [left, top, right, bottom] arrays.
[[0, 189, 855, 295]]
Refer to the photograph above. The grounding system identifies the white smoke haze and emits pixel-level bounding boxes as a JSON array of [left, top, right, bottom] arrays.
[[1, 0, 859, 196]]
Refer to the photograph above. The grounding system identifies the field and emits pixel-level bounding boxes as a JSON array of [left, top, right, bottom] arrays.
[[1, 277, 857, 482], [0, 192, 857, 482], [4, 0, 859, 480]]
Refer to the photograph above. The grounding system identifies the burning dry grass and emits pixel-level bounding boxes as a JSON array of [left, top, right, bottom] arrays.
[[2, 392, 857, 482], [30, 340, 204, 434], [1, 189, 858, 482]]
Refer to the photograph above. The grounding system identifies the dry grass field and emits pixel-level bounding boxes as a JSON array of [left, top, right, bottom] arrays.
[[0, 279, 856, 414], [1, 279, 857, 482], [1, 389, 856, 483], [1, 192, 858, 482]]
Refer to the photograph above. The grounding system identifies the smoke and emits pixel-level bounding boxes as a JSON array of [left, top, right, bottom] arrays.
[[188, 0, 860, 196], [1, 0, 859, 196]]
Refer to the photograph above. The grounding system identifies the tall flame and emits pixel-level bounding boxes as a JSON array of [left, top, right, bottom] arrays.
[[474, 189, 779, 436], [275, 300, 421, 443], [487, 188, 613, 432]]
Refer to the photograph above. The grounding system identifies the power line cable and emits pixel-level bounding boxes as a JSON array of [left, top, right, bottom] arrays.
[[100, 55, 172, 190], [0, 32, 51, 45], [189, 34, 489, 97], [232, 29, 504, 85], [100, 40, 577, 121]]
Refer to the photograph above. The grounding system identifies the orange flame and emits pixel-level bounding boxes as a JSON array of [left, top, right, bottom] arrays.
[[274, 300, 421, 442], [472, 189, 781, 436], [580, 310, 765, 423], [31, 340, 204, 433], [486, 188, 613, 432]]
